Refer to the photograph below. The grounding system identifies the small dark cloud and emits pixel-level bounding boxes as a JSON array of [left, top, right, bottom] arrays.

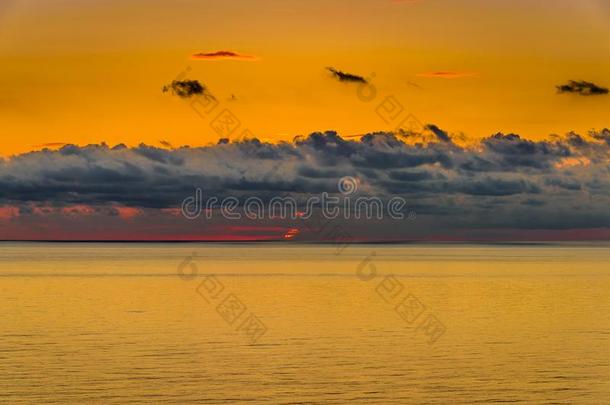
[[159, 140, 173, 148], [557, 80, 608, 96], [162, 80, 213, 99], [425, 124, 452, 143], [591, 128, 610, 145], [326, 67, 367, 83], [191, 50, 258, 61]]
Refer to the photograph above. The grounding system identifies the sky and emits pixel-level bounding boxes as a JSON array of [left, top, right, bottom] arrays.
[[1, 0, 609, 240]]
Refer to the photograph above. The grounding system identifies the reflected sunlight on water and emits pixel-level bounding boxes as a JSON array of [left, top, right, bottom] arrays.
[[1, 243, 609, 403]]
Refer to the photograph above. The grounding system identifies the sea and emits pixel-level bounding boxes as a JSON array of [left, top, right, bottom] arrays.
[[1, 242, 609, 403]]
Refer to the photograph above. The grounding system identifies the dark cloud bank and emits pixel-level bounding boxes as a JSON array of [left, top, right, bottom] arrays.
[[2, 127, 610, 240]]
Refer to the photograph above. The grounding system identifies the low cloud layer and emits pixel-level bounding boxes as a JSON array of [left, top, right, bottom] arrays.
[[2, 127, 610, 240], [326, 67, 368, 83], [557, 80, 609, 96]]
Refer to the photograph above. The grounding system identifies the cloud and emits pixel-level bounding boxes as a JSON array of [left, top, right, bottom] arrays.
[[159, 140, 173, 148], [2, 127, 610, 240], [416, 71, 477, 79], [112, 206, 143, 220], [191, 50, 258, 61], [557, 80, 609, 96], [36, 142, 68, 149], [162, 80, 214, 99], [425, 124, 451, 143], [61, 204, 96, 216], [406, 81, 423, 90], [0, 206, 19, 220], [326, 67, 368, 83]]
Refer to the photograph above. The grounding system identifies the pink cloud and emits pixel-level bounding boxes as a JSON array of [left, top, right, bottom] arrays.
[[0, 206, 19, 220], [160, 208, 182, 217], [61, 205, 96, 216], [114, 206, 143, 220]]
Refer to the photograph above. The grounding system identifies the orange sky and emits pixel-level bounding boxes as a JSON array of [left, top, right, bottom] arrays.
[[1, 0, 610, 156]]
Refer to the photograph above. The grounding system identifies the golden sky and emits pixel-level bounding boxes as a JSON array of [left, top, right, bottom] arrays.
[[1, 0, 610, 155]]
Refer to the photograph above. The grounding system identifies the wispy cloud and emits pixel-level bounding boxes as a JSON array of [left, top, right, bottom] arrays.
[[557, 80, 609, 96], [406, 81, 423, 90], [416, 71, 477, 79], [191, 50, 259, 61], [326, 67, 368, 83], [36, 142, 68, 149]]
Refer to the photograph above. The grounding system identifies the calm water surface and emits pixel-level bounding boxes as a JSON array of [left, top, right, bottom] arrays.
[[1, 243, 609, 403]]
